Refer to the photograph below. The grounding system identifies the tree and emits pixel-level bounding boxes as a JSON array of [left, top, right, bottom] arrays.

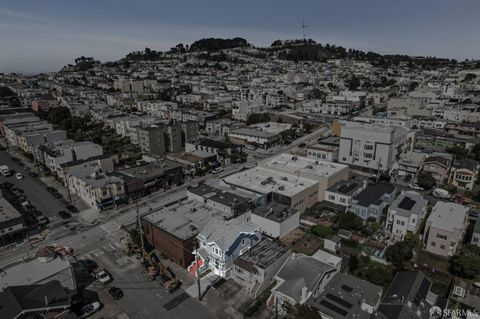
[[416, 172, 436, 190], [294, 304, 322, 319], [48, 106, 72, 125], [337, 212, 363, 230], [310, 225, 332, 238], [365, 262, 392, 286], [385, 241, 413, 268], [346, 76, 361, 90], [445, 145, 469, 160], [453, 244, 480, 278], [471, 143, 480, 160], [246, 113, 270, 125]]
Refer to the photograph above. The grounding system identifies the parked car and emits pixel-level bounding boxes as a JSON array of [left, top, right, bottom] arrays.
[[46, 186, 57, 193], [28, 172, 38, 177], [298, 142, 307, 148], [212, 167, 223, 174], [79, 301, 101, 318], [37, 216, 50, 225], [244, 144, 256, 151], [66, 204, 79, 213], [94, 269, 112, 285], [408, 183, 424, 191], [108, 287, 123, 300], [58, 211, 71, 219], [81, 259, 99, 273], [53, 192, 63, 199]]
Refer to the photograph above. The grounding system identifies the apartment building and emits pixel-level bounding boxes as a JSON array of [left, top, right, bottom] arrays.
[[424, 202, 468, 257], [338, 120, 413, 172], [66, 166, 125, 210]]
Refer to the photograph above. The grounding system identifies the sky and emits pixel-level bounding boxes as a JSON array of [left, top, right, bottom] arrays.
[[0, 0, 479, 74]]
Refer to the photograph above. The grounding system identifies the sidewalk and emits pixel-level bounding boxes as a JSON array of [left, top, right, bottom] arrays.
[[185, 272, 219, 299]]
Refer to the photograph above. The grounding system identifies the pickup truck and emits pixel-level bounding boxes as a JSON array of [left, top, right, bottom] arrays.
[[93, 268, 112, 285]]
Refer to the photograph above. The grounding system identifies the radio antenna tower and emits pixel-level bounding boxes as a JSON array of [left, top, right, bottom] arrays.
[[302, 19, 308, 41]]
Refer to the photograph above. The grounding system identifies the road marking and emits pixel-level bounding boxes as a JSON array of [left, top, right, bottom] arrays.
[[109, 243, 116, 250], [114, 242, 121, 248]]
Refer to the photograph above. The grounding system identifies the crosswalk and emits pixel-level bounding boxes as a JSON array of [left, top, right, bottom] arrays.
[[78, 241, 122, 260]]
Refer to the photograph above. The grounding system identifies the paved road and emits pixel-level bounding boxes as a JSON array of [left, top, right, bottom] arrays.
[[0, 150, 67, 218]]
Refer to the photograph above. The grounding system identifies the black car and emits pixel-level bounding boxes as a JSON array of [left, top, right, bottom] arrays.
[[108, 287, 123, 300], [29, 172, 38, 177], [2, 182, 13, 188], [58, 211, 71, 219], [46, 186, 57, 193], [298, 142, 307, 148], [81, 259, 98, 273], [52, 192, 63, 199], [66, 205, 79, 213], [17, 162, 25, 166]]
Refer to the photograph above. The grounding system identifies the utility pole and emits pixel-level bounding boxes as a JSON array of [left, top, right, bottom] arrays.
[[302, 19, 308, 41], [136, 199, 145, 262], [33, 148, 40, 175], [63, 171, 72, 204]]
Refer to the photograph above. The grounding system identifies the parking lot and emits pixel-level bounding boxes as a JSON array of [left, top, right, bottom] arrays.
[[73, 227, 215, 319]]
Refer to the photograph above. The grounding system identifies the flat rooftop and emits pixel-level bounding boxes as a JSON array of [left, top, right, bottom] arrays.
[[142, 199, 233, 240], [429, 202, 468, 232], [252, 202, 298, 223], [259, 153, 348, 179], [188, 183, 250, 207], [0, 257, 72, 291], [234, 238, 290, 270], [120, 160, 183, 180], [0, 196, 22, 224], [223, 167, 317, 197]]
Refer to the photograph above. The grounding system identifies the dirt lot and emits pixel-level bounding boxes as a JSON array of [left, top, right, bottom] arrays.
[[281, 228, 323, 255]]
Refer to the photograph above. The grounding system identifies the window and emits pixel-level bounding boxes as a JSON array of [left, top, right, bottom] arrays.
[[339, 198, 346, 204], [440, 245, 446, 249], [364, 144, 374, 150], [436, 234, 447, 240], [431, 242, 436, 247], [328, 195, 335, 200]]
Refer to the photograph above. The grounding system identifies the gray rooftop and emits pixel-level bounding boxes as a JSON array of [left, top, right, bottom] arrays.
[[428, 202, 468, 232], [327, 179, 364, 196], [233, 239, 290, 271], [309, 273, 383, 319], [230, 127, 277, 138], [389, 191, 427, 218], [69, 166, 123, 188], [188, 183, 250, 207], [252, 202, 298, 223], [353, 182, 396, 207], [143, 199, 232, 240], [0, 196, 22, 224], [275, 253, 336, 302]]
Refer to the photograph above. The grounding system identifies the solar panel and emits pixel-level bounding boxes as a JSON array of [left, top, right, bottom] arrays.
[[341, 285, 353, 293], [319, 300, 348, 316], [338, 183, 358, 194], [398, 196, 416, 211], [326, 293, 353, 309], [418, 278, 431, 299]]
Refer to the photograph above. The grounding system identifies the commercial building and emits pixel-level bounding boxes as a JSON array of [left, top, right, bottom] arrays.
[[251, 202, 299, 239], [228, 127, 279, 149], [143, 199, 232, 268], [0, 195, 25, 245], [424, 202, 468, 257], [386, 191, 428, 242], [232, 239, 291, 298], [338, 121, 413, 172], [66, 166, 125, 210]]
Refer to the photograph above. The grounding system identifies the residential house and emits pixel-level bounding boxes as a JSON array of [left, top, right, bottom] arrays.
[[376, 271, 446, 319], [308, 273, 383, 319], [386, 191, 428, 242], [471, 219, 480, 247], [190, 217, 261, 277], [232, 239, 291, 298], [267, 253, 337, 315], [323, 179, 366, 213], [350, 182, 397, 222], [449, 159, 480, 191], [424, 202, 468, 257], [421, 153, 453, 184]]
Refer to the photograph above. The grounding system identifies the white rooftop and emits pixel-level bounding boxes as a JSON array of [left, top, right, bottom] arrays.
[[259, 153, 348, 179], [429, 201, 468, 232], [223, 166, 317, 197]]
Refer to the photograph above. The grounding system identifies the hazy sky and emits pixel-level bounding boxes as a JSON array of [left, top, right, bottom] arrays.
[[1, 0, 479, 74]]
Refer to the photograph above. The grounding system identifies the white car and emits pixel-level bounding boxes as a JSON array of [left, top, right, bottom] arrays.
[[79, 301, 101, 318], [95, 270, 112, 285], [212, 167, 223, 174], [244, 144, 256, 151], [15, 173, 24, 180], [408, 184, 424, 191]]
